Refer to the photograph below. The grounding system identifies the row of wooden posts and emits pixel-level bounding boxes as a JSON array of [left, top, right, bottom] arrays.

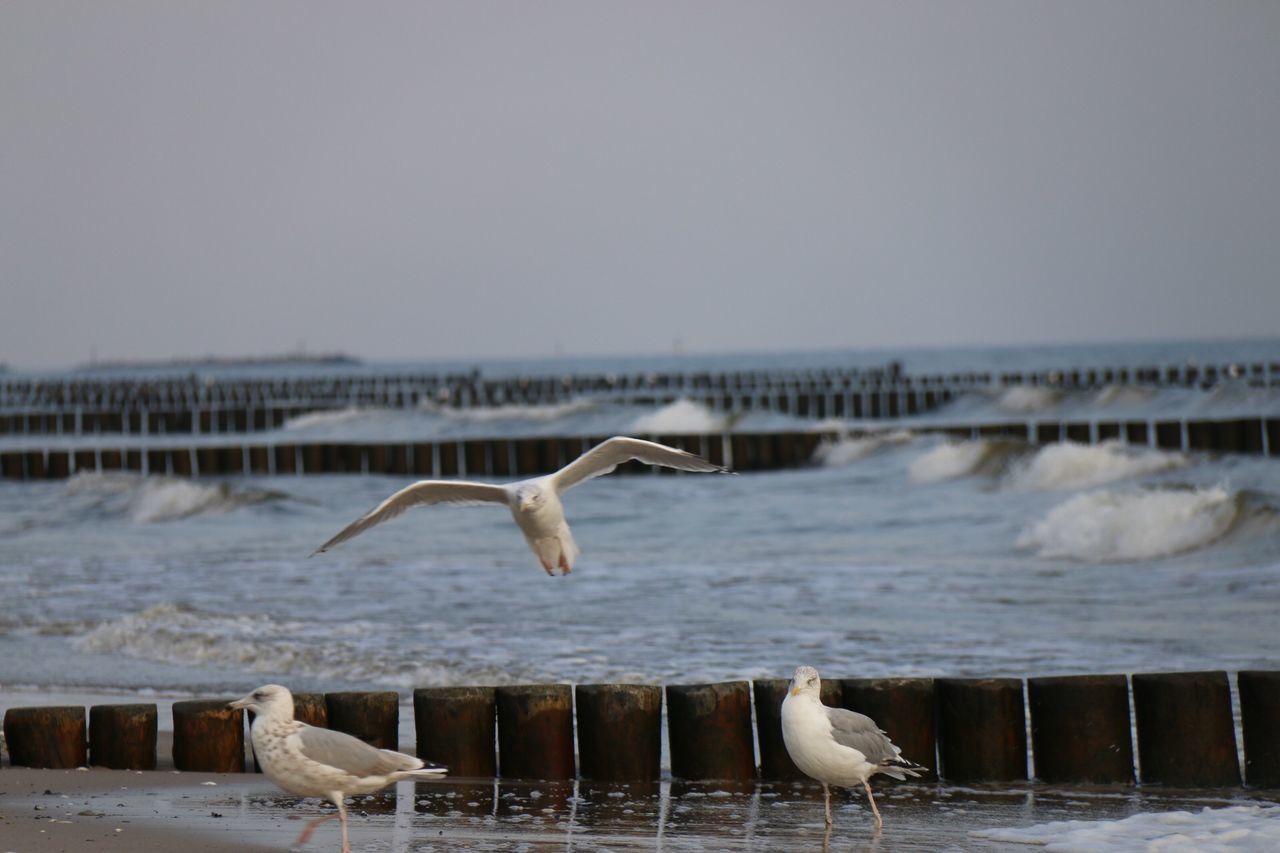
[[3, 359, 1275, 421], [3, 671, 1278, 788], [1, 416, 1276, 481]]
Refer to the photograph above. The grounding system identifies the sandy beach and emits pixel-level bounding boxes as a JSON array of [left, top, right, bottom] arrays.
[[3, 764, 1279, 852]]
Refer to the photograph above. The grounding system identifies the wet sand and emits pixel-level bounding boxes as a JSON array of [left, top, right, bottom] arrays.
[[3, 767, 1277, 852]]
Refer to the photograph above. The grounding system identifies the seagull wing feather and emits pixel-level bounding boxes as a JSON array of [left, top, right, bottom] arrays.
[[552, 436, 728, 492], [296, 725, 426, 777], [313, 480, 509, 554], [823, 706, 915, 769]]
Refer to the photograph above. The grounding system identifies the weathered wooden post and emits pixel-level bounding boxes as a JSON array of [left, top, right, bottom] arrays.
[[89, 704, 157, 770], [4, 706, 87, 768], [1239, 671, 1280, 788], [936, 678, 1027, 782], [666, 681, 754, 781], [413, 686, 496, 777], [841, 677, 937, 782], [1132, 671, 1239, 786], [172, 699, 244, 772], [754, 678, 842, 781], [495, 684, 575, 780], [325, 691, 399, 750], [1027, 675, 1133, 783], [575, 684, 662, 782]]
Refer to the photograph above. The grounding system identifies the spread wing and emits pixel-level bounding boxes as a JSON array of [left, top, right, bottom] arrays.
[[824, 706, 904, 766], [552, 436, 729, 492], [295, 725, 425, 777], [312, 480, 510, 554]]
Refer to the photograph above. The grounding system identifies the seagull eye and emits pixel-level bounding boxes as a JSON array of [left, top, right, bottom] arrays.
[[253, 691, 266, 700]]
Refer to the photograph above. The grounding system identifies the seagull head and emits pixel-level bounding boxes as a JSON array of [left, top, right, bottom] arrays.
[[229, 684, 295, 720], [516, 485, 545, 514], [789, 665, 821, 698]]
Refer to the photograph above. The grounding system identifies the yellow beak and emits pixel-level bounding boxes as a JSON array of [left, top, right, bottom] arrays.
[[789, 686, 800, 697]]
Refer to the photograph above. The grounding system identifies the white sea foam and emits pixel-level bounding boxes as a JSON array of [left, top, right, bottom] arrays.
[[1017, 486, 1243, 561], [282, 406, 370, 430], [1095, 384, 1156, 407], [1003, 440, 1187, 491], [995, 385, 1061, 413], [908, 439, 1022, 483], [972, 804, 1280, 852], [66, 472, 282, 523], [72, 603, 504, 687], [628, 399, 724, 434], [812, 431, 913, 466], [423, 399, 597, 422]]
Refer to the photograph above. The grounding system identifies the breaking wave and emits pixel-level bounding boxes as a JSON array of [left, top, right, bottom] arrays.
[[628, 399, 726, 434], [1094, 384, 1156, 408], [812, 431, 913, 466], [422, 398, 597, 423], [908, 439, 1025, 483], [65, 472, 285, 523], [72, 603, 506, 687], [1003, 441, 1187, 491], [282, 406, 372, 430], [1016, 485, 1271, 562], [995, 385, 1061, 413]]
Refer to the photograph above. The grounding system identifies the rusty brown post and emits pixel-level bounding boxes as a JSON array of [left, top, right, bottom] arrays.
[[936, 678, 1027, 782], [172, 700, 244, 772], [495, 684, 575, 780], [575, 684, 662, 782], [4, 706, 87, 768], [1132, 671, 1239, 787], [1239, 671, 1280, 788], [1027, 675, 1133, 784], [89, 704, 157, 770], [325, 691, 399, 751], [841, 677, 937, 782], [666, 681, 754, 781], [754, 678, 842, 781], [414, 686, 496, 777]]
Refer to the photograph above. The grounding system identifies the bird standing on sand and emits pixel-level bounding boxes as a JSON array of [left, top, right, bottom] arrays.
[[781, 665, 924, 830], [313, 436, 730, 575], [229, 685, 446, 853]]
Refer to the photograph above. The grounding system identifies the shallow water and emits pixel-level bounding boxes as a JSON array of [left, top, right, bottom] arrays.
[[2, 341, 1279, 698]]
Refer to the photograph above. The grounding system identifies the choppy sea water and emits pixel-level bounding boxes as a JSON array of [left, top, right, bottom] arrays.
[[1, 340, 1278, 700]]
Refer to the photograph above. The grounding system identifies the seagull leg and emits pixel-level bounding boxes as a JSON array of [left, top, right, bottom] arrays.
[[539, 557, 555, 576], [293, 809, 338, 848], [823, 783, 832, 826], [863, 780, 883, 830], [338, 798, 351, 853], [558, 552, 572, 575]]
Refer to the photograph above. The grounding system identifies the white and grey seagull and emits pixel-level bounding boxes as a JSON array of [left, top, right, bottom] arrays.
[[781, 665, 925, 831], [230, 684, 446, 853], [312, 436, 730, 575]]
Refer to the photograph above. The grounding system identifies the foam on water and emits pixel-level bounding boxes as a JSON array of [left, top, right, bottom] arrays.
[[1095, 384, 1157, 407], [908, 439, 1024, 483], [65, 471, 283, 523], [995, 385, 1062, 413], [812, 430, 913, 466], [627, 398, 725, 434], [1016, 485, 1247, 561], [282, 405, 370, 430], [972, 804, 1280, 852], [1003, 440, 1188, 491], [424, 398, 598, 423]]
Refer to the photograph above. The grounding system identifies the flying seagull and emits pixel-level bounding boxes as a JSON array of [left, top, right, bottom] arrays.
[[781, 665, 925, 830], [313, 436, 730, 574], [230, 684, 446, 853]]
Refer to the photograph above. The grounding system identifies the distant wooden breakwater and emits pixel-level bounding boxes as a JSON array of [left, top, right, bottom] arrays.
[[1, 416, 1276, 481], [3, 671, 1278, 789], [2, 359, 1276, 437]]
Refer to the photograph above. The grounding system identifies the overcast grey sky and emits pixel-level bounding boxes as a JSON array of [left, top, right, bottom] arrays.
[[2, 1, 1278, 369]]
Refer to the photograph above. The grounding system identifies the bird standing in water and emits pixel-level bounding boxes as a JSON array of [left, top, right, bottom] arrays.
[[229, 684, 446, 852], [781, 665, 925, 830]]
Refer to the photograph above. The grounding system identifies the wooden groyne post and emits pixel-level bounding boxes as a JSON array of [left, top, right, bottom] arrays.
[[89, 704, 157, 770], [1132, 671, 1240, 787], [495, 684, 575, 780], [3, 706, 86, 768], [1027, 675, 1133, 784], [575, 683, 662, 782], [413, 686, 497, 777], [936, 678, 1027, 782], [665, 681, 755, 781]]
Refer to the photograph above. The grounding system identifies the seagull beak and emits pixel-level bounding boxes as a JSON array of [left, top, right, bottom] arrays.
[[228, 695, 252, 710], [789, 685, 800, 697]]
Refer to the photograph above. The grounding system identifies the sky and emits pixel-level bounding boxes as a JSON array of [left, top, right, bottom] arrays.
[[2, 1, 1278, 370]]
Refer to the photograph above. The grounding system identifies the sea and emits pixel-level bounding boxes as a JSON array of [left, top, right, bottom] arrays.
[[2, 338, 1279, 701]]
